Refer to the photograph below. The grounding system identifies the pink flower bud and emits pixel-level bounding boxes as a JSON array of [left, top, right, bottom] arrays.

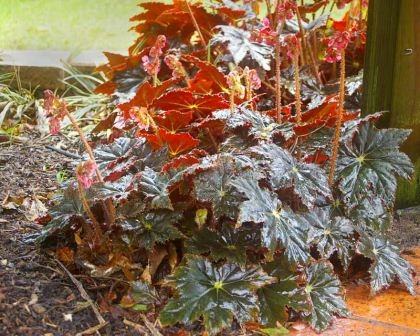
[[76, 160, 96, 189]]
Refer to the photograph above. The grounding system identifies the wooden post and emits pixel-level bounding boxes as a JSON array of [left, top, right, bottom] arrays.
[[362, 0, 420, 207]]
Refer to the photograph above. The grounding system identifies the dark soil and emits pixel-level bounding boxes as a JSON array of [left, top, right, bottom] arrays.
[[0, 134, 419, 336], [0, 136, 139, 336]]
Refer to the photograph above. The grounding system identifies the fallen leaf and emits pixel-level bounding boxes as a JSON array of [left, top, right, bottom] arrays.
[[28, 293, 38, 305]]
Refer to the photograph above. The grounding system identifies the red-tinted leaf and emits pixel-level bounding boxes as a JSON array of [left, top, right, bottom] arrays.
[[119, 79, 178, 119], [154, 110, 193, 132], [162, 149, 207, 172], [92, 112, 117, 134], [130, 2, 173, 23], [182, 55, 229, 94], [95, 81, 117, 95], [165, 132, 200, 156], [304, 149, 329, 165], [151, 90, 229, 119], [136, 128, 167, 150]]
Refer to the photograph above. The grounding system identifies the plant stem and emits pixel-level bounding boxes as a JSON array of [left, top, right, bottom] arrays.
[[230, 89, 235, 114], [185, 0, 207, 50], [328, 50, 346, 186], [66, 112, 116, 225], [295, 7, 322, 85], [274, 2, 285, 123], [77, 179, 102, 241], [294, 53, 302, 124]]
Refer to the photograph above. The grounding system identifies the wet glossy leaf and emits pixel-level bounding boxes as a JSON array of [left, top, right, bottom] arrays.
[[258, 256, 310, 327], [159, 257, 274, 335], [305, 207, 354, 270], [121, 210, 183, 249], [94, 137, 167, 181], [304, 262, 349, 332], [336, 122, 413, 206], [94, 175, 134, 200], [186, 224, 259, 265], [232, 177, 310, 264], [212, 26, 273, 70], [138, 167, 174, 210], [358, 234, 415, 295], [350, 196, 392, 232], [193, 155, 244, 220], [222, 107, 295, 141], [252, 143, 331, 208]]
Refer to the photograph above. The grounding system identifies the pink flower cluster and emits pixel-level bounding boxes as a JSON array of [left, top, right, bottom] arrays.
[[278, 0, 297, 21], [324, 31, 351, 63], [43, 90, 68, 135], [282, 34, 300, 60], [76, 160, 96, 189], [253, 18, 277, 46], [244, 67, 262, 90], [142, 35, 166, 77], [164, 54, 185, 79]]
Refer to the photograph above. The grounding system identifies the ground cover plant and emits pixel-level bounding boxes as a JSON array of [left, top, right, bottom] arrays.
[[30, 0, 416, 334]]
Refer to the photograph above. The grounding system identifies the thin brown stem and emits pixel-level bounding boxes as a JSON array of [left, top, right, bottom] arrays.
[[77, 179, 102, 241], [274, 2, 285, 123], [293, 53, 302, 125], [328, 50, 346, 186], [230, 90, 235, 114], [185, 0, 207, 50], [66, 112, 116, 225], [296, 7, 322, 85]]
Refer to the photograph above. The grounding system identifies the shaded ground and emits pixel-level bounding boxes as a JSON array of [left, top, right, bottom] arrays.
[[0, 134, 419, 335]]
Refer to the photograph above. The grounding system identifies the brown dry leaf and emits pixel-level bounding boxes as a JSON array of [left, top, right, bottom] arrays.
[[56, 247, 75, 265], [141, 265, 152, 284], [24, 196, 48, 221], [149, 246, 168, 279], [1, 193, 24, 210], [168, 242, 178, 271], [120, 294, 135, 308]]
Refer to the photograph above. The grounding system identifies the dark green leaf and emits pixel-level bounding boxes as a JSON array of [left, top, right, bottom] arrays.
[[232, 177, 310, 264], [186, 224, 259, 265], [358, 234, 415, 295], [193, 155, 245, 220], [305, 207, 354, 270], [258, 256, 310, 327], [121, 210, 183, 249], [304, 262, 349, 332], [138, 168, 174, 210], [336, 122, 413, 206], [130, 280, 158, 305], [160, 257, 274, 335], [252, 143, 331, 208], [212, 26, 273, 70], [224, 107, 295, 141], [350, 196, 392, 232], [26, 184, 84, 243], [94, 175, 134, 200], [94, 138, 167, 180]]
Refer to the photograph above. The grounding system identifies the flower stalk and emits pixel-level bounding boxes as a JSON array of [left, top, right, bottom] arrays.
[[328, 49, 346, 186]]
